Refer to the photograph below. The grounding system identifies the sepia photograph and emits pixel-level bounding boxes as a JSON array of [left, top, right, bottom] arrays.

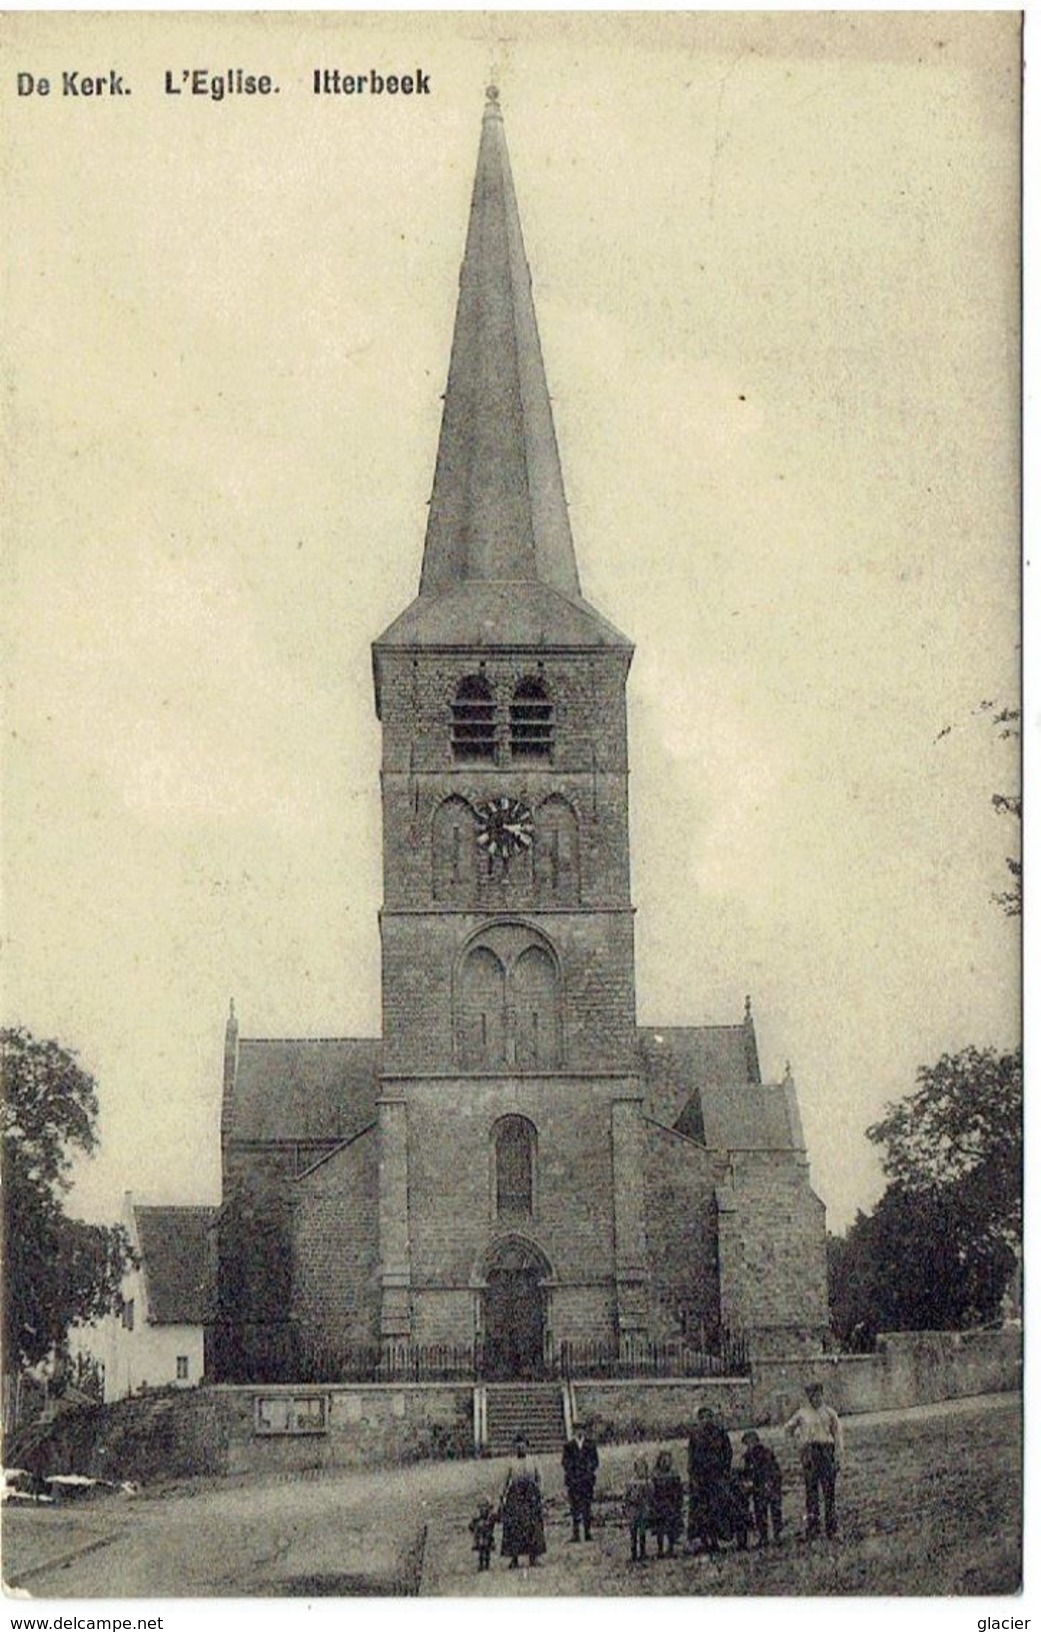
[[1, 9, 1023, 1614]]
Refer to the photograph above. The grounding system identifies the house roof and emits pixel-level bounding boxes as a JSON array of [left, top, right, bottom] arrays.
[[133, 1206, 218, 1326], [224, 1037, 382, 1145], [374, 88, 630, 661]]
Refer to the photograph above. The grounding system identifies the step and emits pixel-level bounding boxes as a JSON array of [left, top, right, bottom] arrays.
[[484, 1383, 566, 1453]]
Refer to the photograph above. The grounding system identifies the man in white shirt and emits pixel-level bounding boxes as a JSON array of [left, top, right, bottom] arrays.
[[784, 1381, 844, 1539]]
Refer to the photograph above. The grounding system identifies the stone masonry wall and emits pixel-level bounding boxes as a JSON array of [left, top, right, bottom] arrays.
[[382, 773, 633, 910], [293, 1131, 381, 1357], [377, 649, 631, 778], [571, 1378, 753, 1445], [749, 1328, 1022, 1424], [221, 1383, 475, 1474], [381, 912, 636, 1076], [716, 1151, 827, 1353], [643, 1121, 729, 1341], [405, 1079, 628, 1305]]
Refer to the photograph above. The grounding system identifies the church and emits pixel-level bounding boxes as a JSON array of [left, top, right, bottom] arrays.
[[217, 89, 827, 1384]]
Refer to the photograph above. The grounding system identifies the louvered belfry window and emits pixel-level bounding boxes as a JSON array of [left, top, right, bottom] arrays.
[[510, 677, 553, 760], [452, 674, 496, 760]]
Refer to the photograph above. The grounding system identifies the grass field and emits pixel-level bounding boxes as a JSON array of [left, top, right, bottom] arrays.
[[430, 1396, 1023, 1596]]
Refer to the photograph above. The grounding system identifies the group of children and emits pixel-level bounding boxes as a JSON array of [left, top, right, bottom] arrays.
[[622, 1430, 783, 1564]]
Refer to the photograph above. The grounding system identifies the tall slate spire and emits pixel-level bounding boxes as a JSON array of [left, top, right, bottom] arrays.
[[375, 89, 629, 658], [420, 85, 581, 600]]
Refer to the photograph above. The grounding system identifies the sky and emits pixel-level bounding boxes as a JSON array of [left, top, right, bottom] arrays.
[[2, 11, 1021, 1233]]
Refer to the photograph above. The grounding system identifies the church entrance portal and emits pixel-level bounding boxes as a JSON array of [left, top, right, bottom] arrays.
[[481, 1240, 549, 1380]]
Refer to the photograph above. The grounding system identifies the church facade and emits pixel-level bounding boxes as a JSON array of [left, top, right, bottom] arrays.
[[217, 91, 827, 1382]]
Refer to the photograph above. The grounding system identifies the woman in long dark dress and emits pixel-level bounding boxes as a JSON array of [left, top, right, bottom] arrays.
[[500, 1435, 547, 1567]]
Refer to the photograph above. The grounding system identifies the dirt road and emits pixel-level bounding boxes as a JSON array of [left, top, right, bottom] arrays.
[[2, 1392, 1019, 1598]]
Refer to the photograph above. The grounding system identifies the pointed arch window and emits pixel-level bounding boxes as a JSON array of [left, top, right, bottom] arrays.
[[510, 677, 553, 761], [458, 946, 507, 1068], [455, 926, 564, 1072], [511, 945, 563, 1068], [432, 795, 476, 901], [452, 674, 496, 761], [534, 795, 580, 903], [494, 1116, 536, 1219]]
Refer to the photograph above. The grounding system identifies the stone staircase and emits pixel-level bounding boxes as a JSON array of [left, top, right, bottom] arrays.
[[484, 1382, 566, 1455]]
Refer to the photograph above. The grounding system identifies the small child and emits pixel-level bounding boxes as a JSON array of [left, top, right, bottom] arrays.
[[622, 1456, 653, 1562], [740, 1431, 783, 1546], [649, 1449, 684, 1558], [470, 1497, 498, 1571]]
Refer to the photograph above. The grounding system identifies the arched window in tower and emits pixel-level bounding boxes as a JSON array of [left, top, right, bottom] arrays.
[[511, 945, 563, 1068], [509, 676, 553, 761], [493, 1116, 536, 1219], [432, 795, 476, 901], [452, 674, 496, 761], [458, 946, 506, 1068], [533, 795, 580, 903]]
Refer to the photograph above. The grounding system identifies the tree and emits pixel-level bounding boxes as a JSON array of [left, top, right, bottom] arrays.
[[829, 1187, 1017, 1339], [989, 704, 1021, 917], [830, 1046, 1022, 1338], [867, 1046, 1022, 1249], [2, 1027, 134, 1371]]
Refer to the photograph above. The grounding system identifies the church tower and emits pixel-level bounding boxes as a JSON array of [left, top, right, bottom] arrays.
[[371, 88, 650, 1369], [218, 89, 827, 1384]]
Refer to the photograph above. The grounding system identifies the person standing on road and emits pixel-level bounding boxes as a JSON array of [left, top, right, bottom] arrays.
[[500, 1435, 547, 1568], [562, 1420, 599, 1542], [785, 1381, 844, 1540]]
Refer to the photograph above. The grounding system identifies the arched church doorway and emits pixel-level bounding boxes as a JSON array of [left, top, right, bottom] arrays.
[[481, 1238, 551, 1380]]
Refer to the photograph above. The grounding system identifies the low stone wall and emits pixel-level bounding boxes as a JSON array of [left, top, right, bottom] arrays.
[[218, 1382, 474, 1475], [750, 1328, 1022, 1425], [571, 1377, 753, 1444], [13, 1329, 1021, 1484]]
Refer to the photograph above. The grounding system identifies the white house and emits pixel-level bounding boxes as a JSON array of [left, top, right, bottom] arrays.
[[75, 1196, 217, 1403]]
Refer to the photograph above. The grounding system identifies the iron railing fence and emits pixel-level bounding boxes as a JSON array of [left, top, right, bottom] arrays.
[[560, 1329, 750, 1381], [217, 1325, 750, 1385]]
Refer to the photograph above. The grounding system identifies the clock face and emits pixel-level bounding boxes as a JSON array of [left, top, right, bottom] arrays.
[[475, 797, 534, 861]]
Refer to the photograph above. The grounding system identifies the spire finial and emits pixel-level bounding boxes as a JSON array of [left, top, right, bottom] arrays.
[[744, 993, 753, 1021], [484, 83, 502, 118]]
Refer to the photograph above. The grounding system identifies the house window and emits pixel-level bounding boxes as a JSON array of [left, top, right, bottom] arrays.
[[510, 677, 553, 760], [176, 1355, 189, 1381], [451, 674, 496, 761], [494, 1116, 536, 1219], [121, 1298, 135, 1332]]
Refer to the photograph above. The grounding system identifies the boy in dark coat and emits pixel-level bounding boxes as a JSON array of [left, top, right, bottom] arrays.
[[562, 1422, 599, 1541], [740, 1430, 784, 1546], [469, 1497, 498, 1570]]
